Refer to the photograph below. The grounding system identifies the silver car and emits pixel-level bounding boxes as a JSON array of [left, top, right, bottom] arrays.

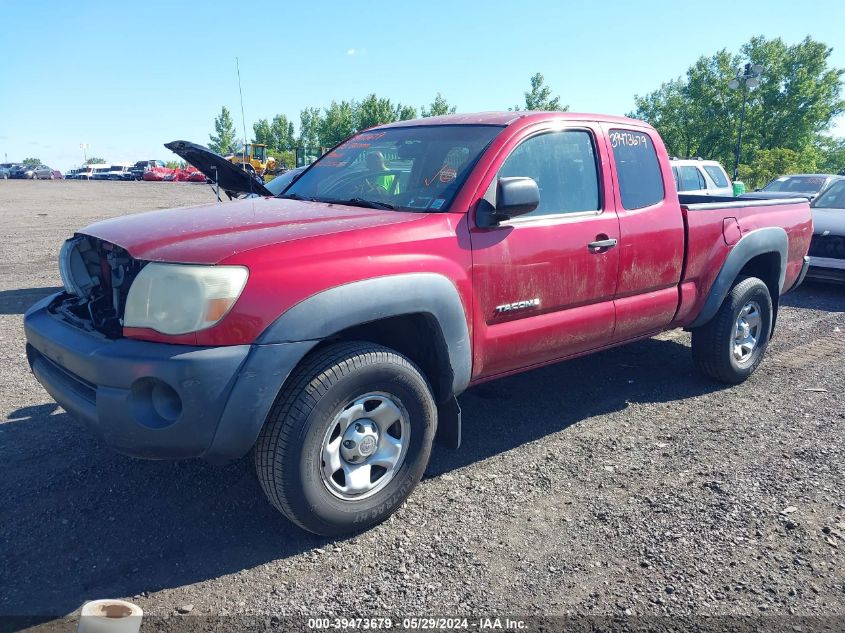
[[749, 174, 844, 201], [32, 165, 57, 180], [807, 179, 845, 282]]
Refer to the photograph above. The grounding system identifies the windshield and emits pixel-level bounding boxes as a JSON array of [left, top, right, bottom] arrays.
[[110, 165, 124, 171], [763, 175, 828, 193], [812, 180, 845, 209], [283, 125, 503, 212]]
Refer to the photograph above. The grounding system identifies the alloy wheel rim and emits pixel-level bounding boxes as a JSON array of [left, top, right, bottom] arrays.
[[320, 392, 410, 501], [733, 300, 762, 365]]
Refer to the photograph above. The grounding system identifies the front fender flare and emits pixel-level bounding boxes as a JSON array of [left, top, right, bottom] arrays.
[[689, 227, 787, 328], [257, 273, 472, 396]]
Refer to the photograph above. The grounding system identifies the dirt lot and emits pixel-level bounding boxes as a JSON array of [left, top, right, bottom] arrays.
[[1, 180, 844, 629]]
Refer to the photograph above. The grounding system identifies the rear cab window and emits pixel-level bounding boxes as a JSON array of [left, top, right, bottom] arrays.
[[608, 129, 664, 208]]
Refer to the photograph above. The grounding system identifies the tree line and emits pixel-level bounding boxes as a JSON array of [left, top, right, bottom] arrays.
[[630, 36, 844, 188], [204, 42, 844, 187], [207, 74, 567, 167]]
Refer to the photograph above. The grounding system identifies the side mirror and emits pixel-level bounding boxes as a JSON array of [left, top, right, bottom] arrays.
[[476, 177, 540, 227]]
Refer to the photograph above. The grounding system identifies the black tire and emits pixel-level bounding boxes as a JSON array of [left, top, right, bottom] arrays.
[[691, 276, 773, 384], [255, 342, 437, 536]]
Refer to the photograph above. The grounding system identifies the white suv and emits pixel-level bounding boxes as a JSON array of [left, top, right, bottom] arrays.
[[670, 159, 733, 197]]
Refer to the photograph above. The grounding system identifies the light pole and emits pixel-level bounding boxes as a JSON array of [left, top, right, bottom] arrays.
[[80, 143, 89, 164], [728, 63, 764, 182]]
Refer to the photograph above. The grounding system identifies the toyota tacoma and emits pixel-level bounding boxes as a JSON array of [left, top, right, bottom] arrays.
[[25, 112, 812, 535]]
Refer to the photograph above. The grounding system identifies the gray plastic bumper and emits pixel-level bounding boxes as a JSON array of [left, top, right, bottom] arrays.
[[24, 294, 315, 461]]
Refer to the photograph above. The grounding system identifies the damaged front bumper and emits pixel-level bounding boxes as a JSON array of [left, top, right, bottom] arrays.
[[24, 294, 315, 461]]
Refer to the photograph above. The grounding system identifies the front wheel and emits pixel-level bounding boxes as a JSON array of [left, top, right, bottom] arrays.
[[255, 342, 437, 536], [691, 276, 773, 384]]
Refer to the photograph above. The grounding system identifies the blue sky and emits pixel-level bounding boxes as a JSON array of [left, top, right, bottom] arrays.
[[1, 0, 843, 171]]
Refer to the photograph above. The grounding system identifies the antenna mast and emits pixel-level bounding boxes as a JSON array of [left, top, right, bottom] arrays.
[[236, 57, 253, 196]]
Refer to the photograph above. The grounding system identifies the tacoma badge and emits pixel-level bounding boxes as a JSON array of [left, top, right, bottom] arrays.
[[495, 298, 541, 313]]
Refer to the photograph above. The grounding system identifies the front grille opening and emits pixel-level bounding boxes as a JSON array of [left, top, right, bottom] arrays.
[[809, 235, 845, 261], [53, 236, 146, 338], [28, 346, 96, 405]]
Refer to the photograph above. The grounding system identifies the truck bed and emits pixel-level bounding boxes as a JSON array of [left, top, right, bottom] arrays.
[[671, 195, 813, 327]]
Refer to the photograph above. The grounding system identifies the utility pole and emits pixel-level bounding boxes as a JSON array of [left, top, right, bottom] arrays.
[[728, 63, 764, 182]]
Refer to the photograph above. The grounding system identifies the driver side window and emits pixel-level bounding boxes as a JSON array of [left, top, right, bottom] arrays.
[[498, 130, 600, 217]]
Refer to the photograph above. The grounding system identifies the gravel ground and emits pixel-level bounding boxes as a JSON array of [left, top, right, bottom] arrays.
[[1, 180, 843, 630]]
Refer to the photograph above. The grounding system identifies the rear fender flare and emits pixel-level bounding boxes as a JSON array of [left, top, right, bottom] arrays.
[[689, 227, 788, 328], [257, 273, 472, 397]]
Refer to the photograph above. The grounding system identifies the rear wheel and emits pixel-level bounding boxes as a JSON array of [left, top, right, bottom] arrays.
[[255, 342, 437, 536], [691, 276, 773, 384]]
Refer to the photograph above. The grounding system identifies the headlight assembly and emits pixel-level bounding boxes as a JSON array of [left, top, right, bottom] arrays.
[[123, 264, 248, 335]]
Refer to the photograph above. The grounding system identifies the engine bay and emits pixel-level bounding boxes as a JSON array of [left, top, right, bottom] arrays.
[[54, 235, 145, 338]]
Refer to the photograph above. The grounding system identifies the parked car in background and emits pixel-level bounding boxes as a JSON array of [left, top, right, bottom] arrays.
[[129, 160, 166, 181], [91, 166, 113, 180], [104, 164, 132, 180], [142, 165, 174, 181], [806, 179, 845, 282], [11, 164, 36, 179], [0, 165, 10, 179], [51, 170, 63, 180], [746, 174, 844, 201], [670, 158, 733, 196], [32, 165, 57, 180], [74, 166, 98, 180]]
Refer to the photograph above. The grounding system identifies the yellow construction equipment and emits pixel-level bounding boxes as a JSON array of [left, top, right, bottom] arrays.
[[228, 143, 277, 180]]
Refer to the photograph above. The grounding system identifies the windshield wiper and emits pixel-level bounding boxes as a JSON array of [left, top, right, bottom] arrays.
[[349, 198, 396, 210], [323, 197, 396, 210], [279, 194, 398, 210]]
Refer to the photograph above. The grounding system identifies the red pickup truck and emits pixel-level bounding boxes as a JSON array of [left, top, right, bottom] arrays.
[[24, 112, 812, 535]]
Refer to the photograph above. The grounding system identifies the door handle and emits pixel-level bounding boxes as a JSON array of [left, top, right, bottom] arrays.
[[587, 238, 618, 251]]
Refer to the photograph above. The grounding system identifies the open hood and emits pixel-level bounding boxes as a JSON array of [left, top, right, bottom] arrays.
[[164, 140, 273, 197]]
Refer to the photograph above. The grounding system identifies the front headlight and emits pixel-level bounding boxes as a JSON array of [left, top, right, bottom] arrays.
[[123, 264, 249, 335]]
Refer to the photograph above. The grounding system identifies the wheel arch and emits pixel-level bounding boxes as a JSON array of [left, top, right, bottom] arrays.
[[257, 273, 472, 399], [689, 227, 787, 329]]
